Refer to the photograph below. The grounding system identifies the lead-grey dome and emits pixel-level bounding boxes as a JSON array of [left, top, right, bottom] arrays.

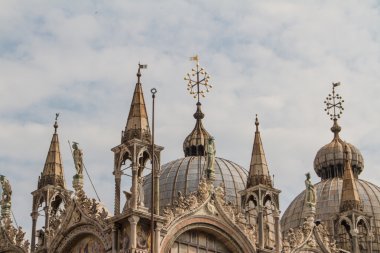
[[313, 121, 364, 179], [144, 156, 248, 209], [281, 178, 380, 251]]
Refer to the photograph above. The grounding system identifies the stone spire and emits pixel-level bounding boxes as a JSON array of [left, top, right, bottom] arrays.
[[183, 102, 211, 156], [38, 114, 65, 189], [246, 115, 272, 188], [122, 64, 151, 144], [340, 145, 362, 212]]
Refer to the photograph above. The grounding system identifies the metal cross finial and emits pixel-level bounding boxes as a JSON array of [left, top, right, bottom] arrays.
[[184, 55, 212, 103], [137, 63, 147, 84], [324, 82, 344, 121], [54, 113, 60, 133]]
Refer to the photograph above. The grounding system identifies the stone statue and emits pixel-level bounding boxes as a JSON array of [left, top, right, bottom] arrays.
[[137, 177, 144, 207], [206, 137, 216, 180], [72, 142, 83, 177], [0, 175, 12, 217], [305, 172, 316, 207]]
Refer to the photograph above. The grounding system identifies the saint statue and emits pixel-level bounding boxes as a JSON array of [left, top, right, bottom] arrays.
[[206, 137, 216, 180], [305, 172, 316, 207], [137, 177, 144, 207], [0, 175, 12, 210], [72, 142, 84, 177]]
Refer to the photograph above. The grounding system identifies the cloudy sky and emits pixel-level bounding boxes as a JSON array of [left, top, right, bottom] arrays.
[[1, 0, 380, 238]]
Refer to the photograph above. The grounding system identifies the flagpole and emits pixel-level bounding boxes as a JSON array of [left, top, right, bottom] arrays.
[[150, 87, 157, 253]]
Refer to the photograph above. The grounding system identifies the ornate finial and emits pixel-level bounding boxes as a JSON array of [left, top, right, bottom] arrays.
[[255, 114, 259, 131], [54, 113, 59, 133], [324, 82, 344, 137], [137, 63, 147, 84], [184, 55, 212, 103], [324, 82, 344, 120]]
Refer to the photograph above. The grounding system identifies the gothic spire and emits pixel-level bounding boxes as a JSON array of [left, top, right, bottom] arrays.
[[246, 115, 272, 188], [38, 114, 65, 189], [122, 64, 151, 143], [340, 145, 362, 212]]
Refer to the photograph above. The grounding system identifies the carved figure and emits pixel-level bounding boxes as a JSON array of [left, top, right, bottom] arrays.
[[0, 175, 12, 207], [206, 137, 216, 180], [36, 228, 45, 247], [215, 183, 225, 199], [305, 172, 316, 207], [72, 142, 84, 177], [137, 177, 145, 207], [137, 225, 149, 249], [15, 226, 25, 246], [123, 191, 132, 211]]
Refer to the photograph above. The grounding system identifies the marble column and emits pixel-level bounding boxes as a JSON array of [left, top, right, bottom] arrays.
[[128, 215, 140, 250], [273, 209, 281, 253]]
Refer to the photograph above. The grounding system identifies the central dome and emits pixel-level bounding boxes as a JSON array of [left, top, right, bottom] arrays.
[[144, 156, 248, 209]]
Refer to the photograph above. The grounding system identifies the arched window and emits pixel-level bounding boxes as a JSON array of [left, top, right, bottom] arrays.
[[170, 230, 232, 253]]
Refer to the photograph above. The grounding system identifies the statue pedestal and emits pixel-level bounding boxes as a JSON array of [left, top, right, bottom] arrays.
[[72, 175, 84, 191]]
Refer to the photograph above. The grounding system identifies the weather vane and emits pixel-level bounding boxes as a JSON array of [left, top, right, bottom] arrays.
[[184, 55, 212, 103], [324, 82, 344, 121]]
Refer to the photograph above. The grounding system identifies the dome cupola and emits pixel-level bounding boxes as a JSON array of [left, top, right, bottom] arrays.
[[313, 83, 364, 179], [183, 102, 211, 156]]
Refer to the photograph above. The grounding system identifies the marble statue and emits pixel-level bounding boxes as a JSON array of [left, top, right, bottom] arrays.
[[0, 175, 12, 212], [72, 142, 84, 177], [206, 137, 216, 180], [305, 172, 316, 207]]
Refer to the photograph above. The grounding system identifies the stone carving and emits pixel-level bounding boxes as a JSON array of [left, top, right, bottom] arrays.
[[137, 224, 150, 249], [72, 142, 84, 177], [206, 137, 216, 180], [137, 177, 145, 207], [0, 217, 29, 252], [304, 173, 316, 207], [0, 175, 12, 218], [282, 216, 341, 253], [123, 191, 132, 211], [74, 188, 109, 226]]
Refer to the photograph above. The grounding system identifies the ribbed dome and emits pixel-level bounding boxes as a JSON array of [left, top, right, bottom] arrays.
[[281, 178, 380, 251], [143, 156, 248, 209], [313, 121, 364, 179]]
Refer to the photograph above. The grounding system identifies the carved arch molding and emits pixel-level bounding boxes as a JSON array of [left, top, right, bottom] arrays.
[[52, 224, 111, 253], [162, 221, 256, 253]]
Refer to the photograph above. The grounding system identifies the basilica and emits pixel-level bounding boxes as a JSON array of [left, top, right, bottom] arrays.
[[1, 60, 379, 253]]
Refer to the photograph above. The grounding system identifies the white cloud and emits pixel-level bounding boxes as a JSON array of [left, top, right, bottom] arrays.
[[1, 0, 380, 240]]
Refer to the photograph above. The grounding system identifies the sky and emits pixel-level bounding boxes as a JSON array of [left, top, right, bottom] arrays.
[[1, 0, 380, 239]]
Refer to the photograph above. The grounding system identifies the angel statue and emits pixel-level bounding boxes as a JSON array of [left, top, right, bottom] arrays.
[[206, 137, 216, 180], [305, 172, 316, 207], [72, 142, 84, 177]]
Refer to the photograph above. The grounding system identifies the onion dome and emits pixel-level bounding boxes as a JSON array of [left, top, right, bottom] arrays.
[[313, 119, 364, 179], [281, 178, 380, 250], [183, 102, 211, 156], [144, 156, 248, 209]]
